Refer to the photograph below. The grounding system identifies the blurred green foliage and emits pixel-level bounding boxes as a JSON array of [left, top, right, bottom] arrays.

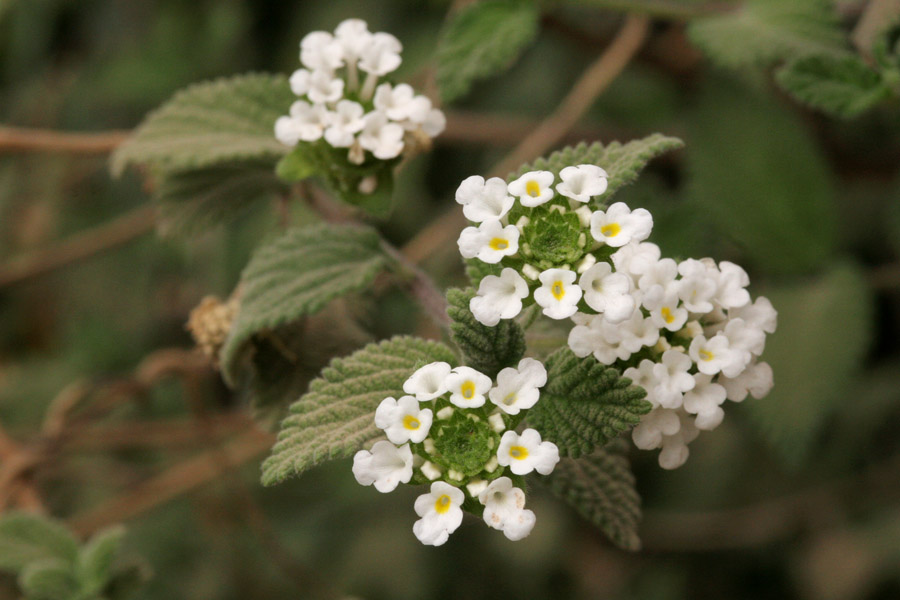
[[1, 0, 900, 599]]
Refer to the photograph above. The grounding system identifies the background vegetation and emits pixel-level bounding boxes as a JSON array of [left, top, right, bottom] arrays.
[[1, 0, 899, 598]]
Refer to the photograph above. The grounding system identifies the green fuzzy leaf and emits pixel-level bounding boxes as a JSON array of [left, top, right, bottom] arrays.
[[776, 54, 890, 118], [446, 288, 525, 379], [746, 263, 871, 469], [155, 160, 288, 237], [687, 0, 848, 69], [544, 439, 642, 551], [0, 513, 79, 571], [111, 73, 294, 176], [76, 525, 126, 594], [509, 135, 684, 207], [526, 348, 651, 458], [437, 0, 540, 103], [220, 224, 389, 385], [873, 18, 900, 70], [261, 336, 458, 486], [687, 82, 837, 275], [19, 558, 78, 600]]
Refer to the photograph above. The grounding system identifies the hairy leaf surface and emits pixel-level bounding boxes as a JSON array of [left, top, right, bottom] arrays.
[[776, 54, 889, 118], [0, 513, 79, 571], [544, 439, 642, 551], [446, 288, 525, 379], [510, 135, 684, 207], [688, 0, 848, 68], [220, 224, 388, 385], [437, 0, 540, 102], [261, 336, 458, 486], [526, 348, 651, 457], [111, 73, 293, 175]]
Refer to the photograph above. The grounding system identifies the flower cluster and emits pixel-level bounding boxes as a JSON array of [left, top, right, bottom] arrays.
[[457, 166, 652, 325], [275, 19, 445, 165], [352, 359, 560, 545], [571, 254, 777, 469], [455, 165, 777, 469]]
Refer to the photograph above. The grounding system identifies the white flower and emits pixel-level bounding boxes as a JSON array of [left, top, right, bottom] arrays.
[[682, 374, 727, 430], [413, 482, 464, 546], [274, 100, 329, 145], [373, 83, 418, 121], [556, 164, 608, 203], [649, 349, 696, 409], [677, 261, 718, 313], [470, 268, 529, 326], [289, 68, 312, 96], [658, 411, 699, 470], [715, 261, 751, 309], [633, 408, 699, 469], [445, 366, 492, 408], [631, 406, 680, 449], [617, 308, 660, 354], [648, 292, 688, 332], [590, 202, 653, 247], [534, 268, 582, 320], [729, 296, 777, 334], [457, 219, 520, 264], [508, 171, 554, 207], [638, 257, 678, 298], [358, 32, 402, 75], [420, 108, 446, 137], [403, 361, 452, 401], [455, 176, 515, 222], [300, 31, 344, 72], [323, 100, 365, 147], [723, 317, 766, 357], [358, 111, 404, 159], [306, 70, 344, 104], [689, 334, 745, 378], [578, 262, 635, 323], [568, 313, 623, 364], [478, 477, 536, 541], [488, 358, 547, 415], [497, 429, 559, 475], [719, 361, 773, 402], [611, 242, 661, 278], [334, 18, 373, 61], [352, 441, 413, 493], [374, 396, 433, 444]]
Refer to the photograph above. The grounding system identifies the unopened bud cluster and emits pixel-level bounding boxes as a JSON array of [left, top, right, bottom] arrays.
[[352, 359, 559, 545], [275, 19, 445, 166]]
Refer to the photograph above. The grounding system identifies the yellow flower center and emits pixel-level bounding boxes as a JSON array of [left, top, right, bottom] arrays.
[[661, 306, 675, 324], [461, 380, 476, 400], [402, 415, 421, 430], [525, 180, 541, 197], [698, 349, 714, 362], [551, 281, 565, 301], [600, 222, 621, 237], [509, 445, 529, 460], [434, 494, 451, 514], [489, 237, 509, 251], [503, 392, 517, 406]]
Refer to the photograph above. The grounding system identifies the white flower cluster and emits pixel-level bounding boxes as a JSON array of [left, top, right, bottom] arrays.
[[352, 359, 560, 546], [455, 164, 777, 469], [457, 166, 654, 325], [275, 19, 446, 164], [569, 250, 777, 469]]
